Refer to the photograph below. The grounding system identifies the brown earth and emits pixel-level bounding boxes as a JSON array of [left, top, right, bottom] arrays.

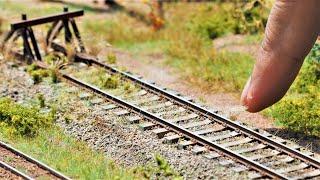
[[0, 146, 58, 179], [0, 167, 23, 180]]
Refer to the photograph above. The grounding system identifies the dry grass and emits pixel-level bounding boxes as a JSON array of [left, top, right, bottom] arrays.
[[84, 36, 104, 56], [0, 17, 3, 35], [38, 31, 49, 55], [1, 36, 16, 62], [80, 2, 261, 93], [65, 43, 76, 63]]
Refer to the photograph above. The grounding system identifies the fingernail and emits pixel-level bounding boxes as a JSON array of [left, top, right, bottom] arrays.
[[241, 76, 252, 106], [240, 105, 249, 111], [247, 89, 254, 100]]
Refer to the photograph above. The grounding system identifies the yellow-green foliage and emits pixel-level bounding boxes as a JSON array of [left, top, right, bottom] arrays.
[[83, 14, 156, 47], [88, 69, 120, 89], [154, 154, 176, 177], [0, 98, 53, 137], [133, 154, 181, 179], [27, 63, 49, 84], [27, 58, 61, 84], [50, 69, 59, 83], [187, 1, 270, 39], [44, 53, 67, 64], [107, 52, 117, 64], [123, 82, 135, 93], [232, 0, 270, 34], [103, 75, 120, 89], [166, 34, 253, 92], [1, 126, 181, 179], [37, 93, 45, 108], [187, 4, 237, 39], [30, 69, 49, 84], [267, 44, 320, 136]]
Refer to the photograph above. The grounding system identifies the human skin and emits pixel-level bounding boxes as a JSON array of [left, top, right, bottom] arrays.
[[241, 0, 320, 112]]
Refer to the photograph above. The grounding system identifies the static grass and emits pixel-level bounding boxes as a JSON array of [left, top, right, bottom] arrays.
[[0, 88, 180, 179], [0, 127, 143, 179], [115, 40, 168, 55], [0, 1, 259, 94], [78, 2, 257, 93], [0, 1, 62, 19], [69, 66, 140, 95], [167, 51, 254, 92], [0, 1, 99, 19]]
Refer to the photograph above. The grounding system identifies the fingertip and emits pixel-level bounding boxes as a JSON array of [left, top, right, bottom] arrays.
[[240, 76, 251, 108], [243, 86, 265, 113], [243, 95, 261, 113]]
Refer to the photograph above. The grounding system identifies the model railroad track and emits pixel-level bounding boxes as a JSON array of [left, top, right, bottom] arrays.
[[3, 9, 320, 179], [54, 53, 320, 180], [0, 141, 70, 180]]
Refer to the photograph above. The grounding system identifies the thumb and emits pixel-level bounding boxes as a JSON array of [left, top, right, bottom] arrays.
[[241, 0, 320, 112]]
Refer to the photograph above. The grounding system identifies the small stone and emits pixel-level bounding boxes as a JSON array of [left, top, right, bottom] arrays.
[[192, 146, 207, 155], [139, 122, 156, 131], [127, 116, 141, 124], [152, 128, 170, 138], [90, 98, 104, 105], [79, 92, 92, 99], [102, 104, 117, 110], [163, 134, 181, 144], [114, 110, 129, 116]]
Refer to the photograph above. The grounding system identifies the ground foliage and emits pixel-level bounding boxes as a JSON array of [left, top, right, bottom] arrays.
[[188, 0, 270, 39], [80, 1, 270, 92], [26, 53, 67, 84], [132, 154, 181, 179], [0, 98, 54, 137], [266, 44, 320, 136]]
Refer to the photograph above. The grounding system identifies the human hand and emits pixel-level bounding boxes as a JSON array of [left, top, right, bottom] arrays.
[[241, 0, 320, 112]]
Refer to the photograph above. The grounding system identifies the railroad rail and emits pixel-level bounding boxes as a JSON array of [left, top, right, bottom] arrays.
[[2, 8, 320, 179], [0, 160, 32, 179], [0, 141, 70, 180], [63, 55, 320, 179]]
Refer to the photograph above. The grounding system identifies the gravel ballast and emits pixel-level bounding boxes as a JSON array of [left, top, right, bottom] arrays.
[[0, 61, 248, 179]]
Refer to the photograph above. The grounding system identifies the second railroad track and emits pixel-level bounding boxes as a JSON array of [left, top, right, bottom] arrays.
[[0, 140, 70, 180]]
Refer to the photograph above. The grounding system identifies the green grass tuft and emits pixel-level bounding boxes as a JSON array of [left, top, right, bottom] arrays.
[[107, 52, 117, 64], [0, 98, 53, 137], [37, 93, 46, 108], [265, 44, 320, 136]]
